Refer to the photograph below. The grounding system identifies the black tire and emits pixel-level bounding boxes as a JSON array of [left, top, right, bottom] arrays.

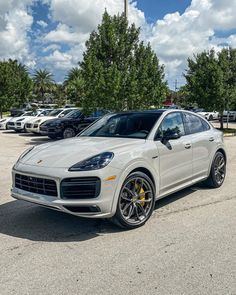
[[63, 127, 76, 139], [209, 115, 213, 121], [111, 172, 156, 229], [205, 151, 226, 188]]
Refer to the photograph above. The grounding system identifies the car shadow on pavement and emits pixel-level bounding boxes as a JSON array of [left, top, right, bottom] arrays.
[[0, 200, 121, 242], [25, 137, 56, 145], [0, 185, 206, 242], [1, 131, 16, 134], [155, 184, 207, 210]]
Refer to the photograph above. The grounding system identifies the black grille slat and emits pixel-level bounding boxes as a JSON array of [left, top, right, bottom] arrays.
[[15, 174, 57, 197], [61, 177, 101, 199]]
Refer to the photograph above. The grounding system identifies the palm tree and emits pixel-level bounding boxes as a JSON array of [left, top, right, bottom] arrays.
[[64, 67, 81, 86], [33, 69, 54, 104]]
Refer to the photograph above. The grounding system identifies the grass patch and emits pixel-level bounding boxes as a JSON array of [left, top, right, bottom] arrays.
[[2, 111, 10, 117], [217, 128, 236, 134]]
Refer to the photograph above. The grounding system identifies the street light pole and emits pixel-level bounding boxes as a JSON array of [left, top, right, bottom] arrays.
[[124, 0, 128, 18]]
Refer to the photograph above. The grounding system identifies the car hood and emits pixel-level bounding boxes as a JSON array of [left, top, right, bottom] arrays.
[[19, 137, 145, 168], [28, 116, 55, 124], [9, 116, 33, 123], [43, 117, 80, 125]]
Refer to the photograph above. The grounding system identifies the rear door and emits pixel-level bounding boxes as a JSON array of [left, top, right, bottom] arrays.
[[182, 112, 214, 181], [154, 112, 193, 196]]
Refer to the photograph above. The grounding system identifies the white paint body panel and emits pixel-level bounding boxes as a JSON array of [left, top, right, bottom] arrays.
[[11, 110, 226, 218]]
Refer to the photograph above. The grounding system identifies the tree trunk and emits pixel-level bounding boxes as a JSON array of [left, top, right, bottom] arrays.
[[219, 112, 224, 130], [0, 104, 2, 119]]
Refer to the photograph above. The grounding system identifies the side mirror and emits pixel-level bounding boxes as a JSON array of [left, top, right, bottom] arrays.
[[161, 131, 181, 142], [59, 114, 65, 118]]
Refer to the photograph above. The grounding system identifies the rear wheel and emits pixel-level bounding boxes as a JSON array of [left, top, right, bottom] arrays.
[[205, 151, 226, 188], [111, 172, 155, 229], [209, 115, 213, 121], [63, 127, 76, 139]]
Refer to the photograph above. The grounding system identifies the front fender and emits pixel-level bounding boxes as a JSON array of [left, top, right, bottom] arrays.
[[110, 159, 159, 215]]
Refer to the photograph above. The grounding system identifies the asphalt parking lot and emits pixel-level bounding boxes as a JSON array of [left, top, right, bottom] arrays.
[[0, 130, 235, 295]]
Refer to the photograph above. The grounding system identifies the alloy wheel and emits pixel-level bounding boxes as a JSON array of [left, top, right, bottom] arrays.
[[119, 176, 154, 225], [214, 153, 225, 185]]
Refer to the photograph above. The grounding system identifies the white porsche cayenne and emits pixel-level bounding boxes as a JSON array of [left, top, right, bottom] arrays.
[[12, 109, 226, 229]]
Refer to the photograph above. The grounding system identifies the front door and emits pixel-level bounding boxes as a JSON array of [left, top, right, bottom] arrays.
[[154, 112, 193, 196]]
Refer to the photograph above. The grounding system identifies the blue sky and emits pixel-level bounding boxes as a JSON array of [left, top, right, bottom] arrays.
[[0, 0, 236, 88], [137, 0, 191, 22]]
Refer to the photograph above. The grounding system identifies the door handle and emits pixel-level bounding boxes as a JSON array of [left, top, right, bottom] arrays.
[[209, 137, 215, 142], [184, 143, 192, 149]]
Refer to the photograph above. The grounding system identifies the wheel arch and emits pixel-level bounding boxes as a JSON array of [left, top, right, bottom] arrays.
[[128, 167, 156, 192], [216, 148, 227, 163]]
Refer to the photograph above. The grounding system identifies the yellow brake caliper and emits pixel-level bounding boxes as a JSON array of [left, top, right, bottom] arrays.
[[134, 182, 145, 206]]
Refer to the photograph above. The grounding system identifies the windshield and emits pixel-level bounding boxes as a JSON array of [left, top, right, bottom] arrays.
[[22, 111, 35, 116], [48, 109, 63, 116], [64, 110, 82, 119], [80, 112, 162, 139]]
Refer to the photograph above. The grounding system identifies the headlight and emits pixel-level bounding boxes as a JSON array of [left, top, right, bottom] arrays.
[[69, 152, 114, 171], [34, 119, 42, 124]]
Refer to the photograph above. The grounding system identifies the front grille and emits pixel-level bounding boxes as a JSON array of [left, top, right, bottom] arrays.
[[15, 174, 58, 197], [16, 122, 21, 126], [26, 123, 32, 128], [33, 124, 39, 128], [61, 177, 101, 199], [8, 122, 15, 126]]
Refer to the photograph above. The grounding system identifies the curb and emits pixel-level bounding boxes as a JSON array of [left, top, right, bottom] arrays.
[[224, 133, 236, 137]]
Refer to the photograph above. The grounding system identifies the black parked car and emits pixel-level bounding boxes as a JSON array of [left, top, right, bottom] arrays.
[[39, 109, 99, 139]]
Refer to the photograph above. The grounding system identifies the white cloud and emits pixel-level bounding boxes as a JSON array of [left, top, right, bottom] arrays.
[[44, 23, 89, 44], [148, 0, 236, 85], [37, 20, 48, 28], [42, 0, 146, 74], [49, 0, 145, 33], [44, 44, 85, 70], [43, 0, 236, 85], [0, 0, 35, 67]]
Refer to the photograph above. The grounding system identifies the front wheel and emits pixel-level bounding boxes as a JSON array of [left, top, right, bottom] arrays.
[[205, 151, 226, 188], [63, 127, 76, 139], [111, 172, 155, 229]]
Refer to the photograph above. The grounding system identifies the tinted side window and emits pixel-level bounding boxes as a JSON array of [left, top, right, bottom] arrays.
[[156, 112, 185, 139], [201, 118, 211, 131], [183, 113, 207, 134]]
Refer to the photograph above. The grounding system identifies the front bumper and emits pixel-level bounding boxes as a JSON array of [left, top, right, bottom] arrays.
[[11, 164, 122, 218], [40, 125, 62, 137], [0, 123, 6, 130], [25, 123, 40, 134], [7, 123, 16, 130]]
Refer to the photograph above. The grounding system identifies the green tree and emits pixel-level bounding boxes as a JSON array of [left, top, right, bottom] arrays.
[[184, 48, 236, 129], [77, 11, 167, 112], [0, 59, 32, 117], [33, 69, 54, 104], [64, 68, 85, 105]]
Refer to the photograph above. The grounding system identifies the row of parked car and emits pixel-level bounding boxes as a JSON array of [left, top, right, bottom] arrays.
[[0, 108, 105, 139], [185, 108, 236, 122]]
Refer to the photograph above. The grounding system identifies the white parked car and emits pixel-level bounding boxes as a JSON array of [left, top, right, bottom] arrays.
[[6, 111, 40, 131], [12, 110, 51, 133], [12, 110, 226, 229], [195, 109, 219, 121], [223, 110, 236, 122], [0, 117, 12, 130], [25, 108, 78, 134]]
